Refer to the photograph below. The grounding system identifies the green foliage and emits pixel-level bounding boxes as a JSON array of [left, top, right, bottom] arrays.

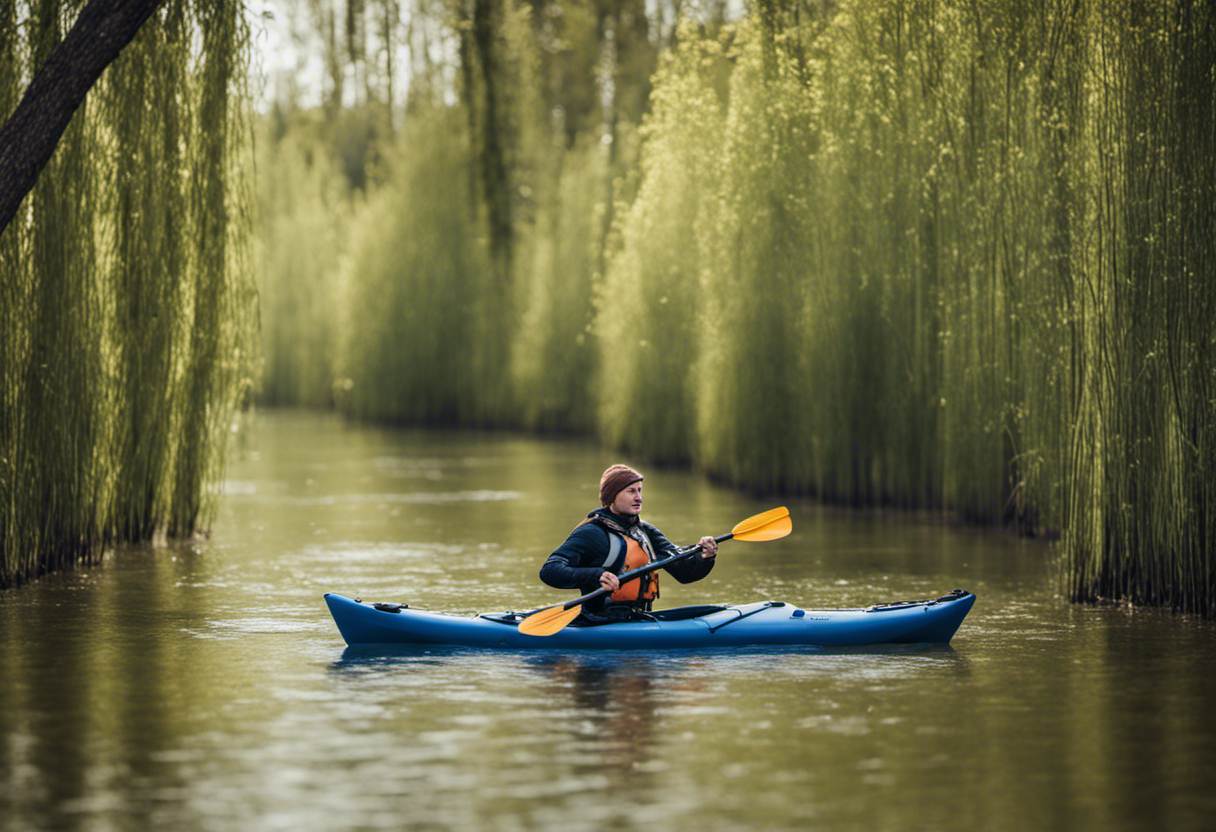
[[250, 0, 1213, 615], [605, 3, 1078, 514], [596, 26, 727, 462], [0, 0, 254, 586], [511, 137, 605, 432], [694, 19, 819, 491], [1063, 0, 1216, 616], [168, 0, 256, 536], [267, 0, 657, 431], [337, 106, 507, 424], [604, 0, 1213, 613], [255, 121, 349, 408], [104, 0, 190, 541]]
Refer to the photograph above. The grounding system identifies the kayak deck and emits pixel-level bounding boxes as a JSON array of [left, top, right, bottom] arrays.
[[324, 590, 976, 650]]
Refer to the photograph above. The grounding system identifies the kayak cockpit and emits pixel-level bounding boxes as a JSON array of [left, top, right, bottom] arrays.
[[478, 603, 731, 627]]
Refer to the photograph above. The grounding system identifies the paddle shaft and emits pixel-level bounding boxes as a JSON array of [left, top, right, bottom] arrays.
[[553, 532, 733, 612]]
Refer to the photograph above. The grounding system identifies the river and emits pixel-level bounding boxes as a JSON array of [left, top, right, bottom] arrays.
[[2, 410, 1213, 831]]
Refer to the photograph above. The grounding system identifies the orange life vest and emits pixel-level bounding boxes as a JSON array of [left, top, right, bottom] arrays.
[[611, 534, 659, 603]]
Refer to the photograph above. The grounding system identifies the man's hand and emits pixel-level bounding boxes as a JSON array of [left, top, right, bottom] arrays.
[[599, 571, 621, 592], [698, 536, 718, 558]]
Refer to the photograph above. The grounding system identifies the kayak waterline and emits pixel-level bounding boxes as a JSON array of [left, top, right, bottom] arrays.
[[323, 590, 977, 650]]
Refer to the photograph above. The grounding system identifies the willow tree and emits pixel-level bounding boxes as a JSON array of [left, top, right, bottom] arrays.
[[0, 0, 253, 587], [338, 108, 489, 426], [596, 24, 726, 461], [167, 0, 253, 536], [103, 0, 188, 540], [255, 120, 348, 408], [511, 0, 657, 433], [694, 12, 820, 493], [5, 0, 106, 581], [263, 0, 665, 431], [1066, 0, 1216, 616], [600, 0, 1212, 614]]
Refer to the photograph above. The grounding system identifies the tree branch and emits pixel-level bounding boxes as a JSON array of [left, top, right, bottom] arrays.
[[0, 0, 165, 235]]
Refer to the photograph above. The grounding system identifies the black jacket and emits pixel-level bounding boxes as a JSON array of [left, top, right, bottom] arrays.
[[540, 508, 715, 611]]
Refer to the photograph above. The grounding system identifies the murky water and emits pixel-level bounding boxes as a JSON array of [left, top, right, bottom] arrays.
[[2, 411, 1214, 831]]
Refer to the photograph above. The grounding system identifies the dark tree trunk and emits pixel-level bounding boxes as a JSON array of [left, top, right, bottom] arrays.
[[471, 0, 512, 279], [0, 0, 165, 235]]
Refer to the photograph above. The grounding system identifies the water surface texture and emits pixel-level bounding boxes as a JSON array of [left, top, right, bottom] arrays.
[[2, 411, 1214, 831]]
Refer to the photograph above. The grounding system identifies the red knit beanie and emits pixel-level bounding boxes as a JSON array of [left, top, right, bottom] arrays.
[[599, 464, 644, 506]]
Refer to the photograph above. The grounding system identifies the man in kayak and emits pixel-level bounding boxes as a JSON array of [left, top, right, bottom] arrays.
[[540, 464, 718, 621]]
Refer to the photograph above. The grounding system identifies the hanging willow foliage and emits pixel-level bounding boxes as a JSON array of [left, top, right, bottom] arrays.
[[255, 122, 347, 409], [596, 26, 726, 462], [1, 0, 106, 582], [338, 105, 497, 425], [511, 136, 605, 434], [1065, 0, 1216, 616], [0, 0, 253, 587], [336, 1, 542, 428], [102, 0, 189, 542], [253, 1, 1211, 614], [168, 0, 254, 536], [596, 0, 1213, 612]]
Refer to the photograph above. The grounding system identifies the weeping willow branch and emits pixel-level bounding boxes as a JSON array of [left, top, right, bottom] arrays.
[[0, 0, 164, 235]]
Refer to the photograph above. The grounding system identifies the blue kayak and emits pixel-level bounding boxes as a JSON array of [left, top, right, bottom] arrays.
[[324, 589, 976, 650]]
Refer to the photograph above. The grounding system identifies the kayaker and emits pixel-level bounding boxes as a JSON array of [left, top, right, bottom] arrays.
[[539, 464, 718, 621]]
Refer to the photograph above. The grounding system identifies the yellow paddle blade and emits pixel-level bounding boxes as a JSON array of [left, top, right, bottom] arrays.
[[731, 506, 792, 542], [518, 604, 583, 637]]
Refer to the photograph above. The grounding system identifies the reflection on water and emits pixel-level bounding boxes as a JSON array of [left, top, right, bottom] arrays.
[[2, 411, 1215, 831]]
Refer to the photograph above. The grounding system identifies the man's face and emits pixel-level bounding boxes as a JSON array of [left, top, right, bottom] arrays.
[[610, 481, 643, 516]]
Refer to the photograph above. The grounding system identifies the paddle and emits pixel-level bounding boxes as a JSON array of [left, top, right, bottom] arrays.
[[518, 506, 792, 637]]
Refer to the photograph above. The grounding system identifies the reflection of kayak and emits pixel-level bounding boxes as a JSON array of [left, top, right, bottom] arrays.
[[324, 589, 976, 650]]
